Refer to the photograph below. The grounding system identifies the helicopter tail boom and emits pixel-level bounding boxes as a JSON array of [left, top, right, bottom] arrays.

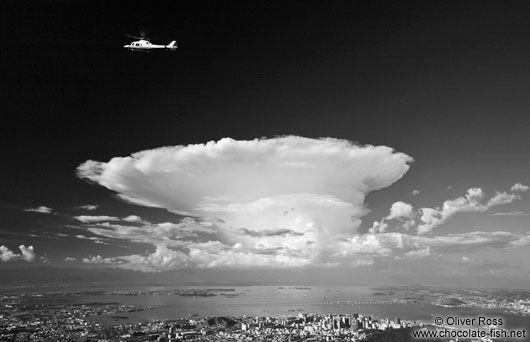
[[166, 41, 178, 49]]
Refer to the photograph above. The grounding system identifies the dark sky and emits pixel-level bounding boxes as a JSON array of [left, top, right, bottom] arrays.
[[1, 0, 529, 286]]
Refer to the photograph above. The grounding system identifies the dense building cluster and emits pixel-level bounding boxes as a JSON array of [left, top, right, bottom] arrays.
[[155, 313, 414, 342]]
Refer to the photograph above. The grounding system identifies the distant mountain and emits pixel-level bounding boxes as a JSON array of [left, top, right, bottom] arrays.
[[0, 266, 386, 287], [1, 266, 521, 288], [0, 267, 150, 287], [0, 267, 285, 287]]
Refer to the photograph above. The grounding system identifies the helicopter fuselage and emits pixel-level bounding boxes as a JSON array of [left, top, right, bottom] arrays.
[[124, 39, 177, 51]]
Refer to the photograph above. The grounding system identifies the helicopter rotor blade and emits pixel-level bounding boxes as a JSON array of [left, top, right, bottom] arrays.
[[139, 27, 152, 39], [125, 33, 150, 41]]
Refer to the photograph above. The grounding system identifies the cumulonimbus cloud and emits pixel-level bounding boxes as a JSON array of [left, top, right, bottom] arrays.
[[76, 136, 413, 270], [77, 137, 411, 236]]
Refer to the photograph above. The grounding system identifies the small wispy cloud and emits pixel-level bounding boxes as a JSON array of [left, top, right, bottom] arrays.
[[82, 255, 120, 264], [74, 234, 108, 245], [489, 211, 529, 216], [122, 215, 145, 223], [85, 219, 216, 246], [24, 206, 53, 214], [237, 227, 304, 238], [40, 255, 50, 263], [76, 205, 98, 211], [370, 201, 416, 233], [511, 183, 529, 192], [74, 215, 119, 223]]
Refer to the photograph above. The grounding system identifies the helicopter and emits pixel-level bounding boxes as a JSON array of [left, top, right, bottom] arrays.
[[124, 34, 178, 52]]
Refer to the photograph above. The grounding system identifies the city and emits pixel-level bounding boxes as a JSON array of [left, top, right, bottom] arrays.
[[2, 287, 530, 341], [1, 299, 415, 342]]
